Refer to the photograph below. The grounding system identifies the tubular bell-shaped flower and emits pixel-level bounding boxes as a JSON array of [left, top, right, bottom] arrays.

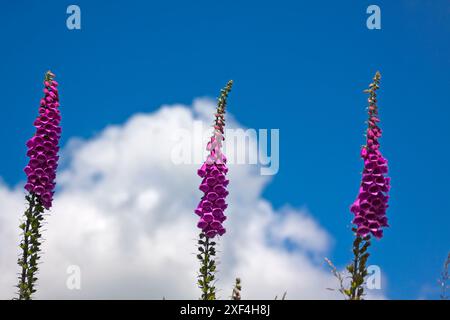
[[344, 71, 389, 300], [196, 80, 233, 300], [350, 71, 390, 239], [195, 81, 232, 239], [327, 72, 390, 301], [24, 71, 61, 209], [17, 71, 61, 300]]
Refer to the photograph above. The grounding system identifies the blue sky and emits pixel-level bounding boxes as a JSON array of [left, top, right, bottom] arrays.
[[0, 0, 449, 299]]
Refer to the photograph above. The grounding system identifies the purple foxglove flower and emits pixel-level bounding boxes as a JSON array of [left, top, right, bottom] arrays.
[[17, 71, 61, 300], [196, 81, 233, 301], [195, 82, 232, 239], [350, 72, 390, 239], [24, 71, 61, 209]]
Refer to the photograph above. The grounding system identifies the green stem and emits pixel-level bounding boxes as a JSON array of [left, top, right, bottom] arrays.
[[197, 233, 217, 300], [347, 232, 371, 300], [17, 194, 44, 300], [18, 206, 32, 299]]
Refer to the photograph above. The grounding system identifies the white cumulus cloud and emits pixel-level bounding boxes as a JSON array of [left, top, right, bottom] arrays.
[[0, 98, 385, 299]]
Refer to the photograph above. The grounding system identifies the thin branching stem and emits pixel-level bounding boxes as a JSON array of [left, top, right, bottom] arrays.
[[231, 278, 241, 300], [439, 253, 450, 300]]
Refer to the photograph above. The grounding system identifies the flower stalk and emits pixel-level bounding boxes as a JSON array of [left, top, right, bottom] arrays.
[[195, 80, 233, 300], [327, 72, 389, 300], [18, 194, 45, 300], [197, 233, 217, 300], [17, 71, 61, 300], [347, 232, 371, 300], [346, 71, 388, 300]]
